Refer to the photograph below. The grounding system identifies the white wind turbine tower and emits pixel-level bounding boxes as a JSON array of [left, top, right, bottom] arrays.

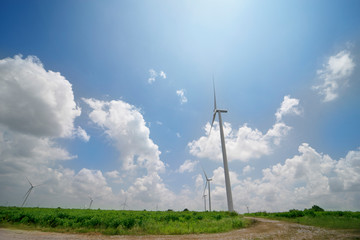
[[21, 177, 42, 207], [210, 80, 234, 212], [202, 168, 212, 212]]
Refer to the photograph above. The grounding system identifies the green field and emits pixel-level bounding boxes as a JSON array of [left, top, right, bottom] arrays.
[[0, 207, 249, 235], [245, 206, 360, 230]]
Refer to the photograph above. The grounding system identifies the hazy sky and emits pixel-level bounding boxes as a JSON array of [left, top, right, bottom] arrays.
[[1, 0, 360, 212]]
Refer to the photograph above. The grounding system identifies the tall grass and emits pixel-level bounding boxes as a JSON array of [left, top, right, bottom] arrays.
[[0, 207, 249, 235]]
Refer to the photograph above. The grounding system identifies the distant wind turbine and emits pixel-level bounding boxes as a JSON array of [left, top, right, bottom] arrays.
[[202, 193, 207, 211], [88, 196, 94, 209], [202, 167, 212, 212], [210, 79, 234, 212], [21, 177, 41, 207]]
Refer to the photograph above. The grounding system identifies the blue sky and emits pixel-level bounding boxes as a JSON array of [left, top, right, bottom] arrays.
[[0, 0, 360, 212]]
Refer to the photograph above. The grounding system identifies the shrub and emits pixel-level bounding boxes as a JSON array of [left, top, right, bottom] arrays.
[[311, 205, 324, 212], [122, 217, 136, 229]]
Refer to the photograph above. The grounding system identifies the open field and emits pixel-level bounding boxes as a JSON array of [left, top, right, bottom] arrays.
[[1, 217, 360, 239], [0, 207, 248, 235], [245, 207, 360, 230]]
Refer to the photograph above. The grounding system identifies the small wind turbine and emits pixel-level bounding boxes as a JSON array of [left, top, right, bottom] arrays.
[[88, 196, 94, 209], [210, 79, 234, 212], [202, 168, 212, 212], [246, 205, 250, 214], [121, 197, 128, 210], [21, 177, 41, 207]]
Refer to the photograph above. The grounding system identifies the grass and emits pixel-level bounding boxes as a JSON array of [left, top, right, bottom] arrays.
[[245, 207, 360, 230], [0, 207, 250, 235]]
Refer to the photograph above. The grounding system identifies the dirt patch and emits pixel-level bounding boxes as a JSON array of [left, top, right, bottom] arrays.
[[1, 217, 359, 240]]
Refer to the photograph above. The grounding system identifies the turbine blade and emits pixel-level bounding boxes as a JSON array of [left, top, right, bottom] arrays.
[[209, 112, 216, 136], [200, 165, 208, 179], [203, 181, 208, 195], [26, 176, 33, 187], [202, 169, 208, 180], [23, 188, 32, 199], [22, 188, 33, 207]]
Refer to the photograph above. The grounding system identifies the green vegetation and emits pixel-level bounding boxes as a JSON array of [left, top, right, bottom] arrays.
[[245, 205, 360, 229], [0, 207, 249, 235]]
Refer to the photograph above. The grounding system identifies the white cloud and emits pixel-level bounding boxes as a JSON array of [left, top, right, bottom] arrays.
[[230, 144, 360, 212], [83, 98, 165, 173], [275, 95, 302, 122], [105, 170, 120, 179], [159, 71, 166, 79], [0, 55, 184, 211], [242, 165, 254, 175], [74, 126, 90, 142], [194, 174, 204, 189], [148, 69, 166, 84], [212, 166, 240, 187], [313, 50, 355, 102], [178, 159, 199, 173], [82, 98, 184, 210], [72, 168, 113, 198], [176, 132, 181, 138], [148, 69, 157, 84], [0, 55, 118, 209], [0, 55, 81, 138], [176, 89, 188, 104], [188, 96, 295, 162]]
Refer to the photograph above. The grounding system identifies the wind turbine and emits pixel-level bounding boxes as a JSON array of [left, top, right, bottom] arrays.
[[21, 177, 41, 207], [202, 168, 212, 212], [88, 196, 93, 209], [202, 193, 207, 211], [210, 80, 234, 212]]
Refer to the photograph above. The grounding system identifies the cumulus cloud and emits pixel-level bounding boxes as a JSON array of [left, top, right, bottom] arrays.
[[242, 165, 254, 175], [0, 55, 115, 209], [105, 170, 121, 179], [83, 98, 164, 173], [275, 95, 302, 122], [188, 96, 296, 162], [229, 144, 360, 212], [74, 126, 90, 142], [148, 69, 166, 84], [82, 98, 182, 209], [176, 89, 188, 104], [194, 174, 204, 189], [178, 159, 199, 173], [313, 50, 355, 102], [0, 55, 81, 138], [72, 168, 113, 198]]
